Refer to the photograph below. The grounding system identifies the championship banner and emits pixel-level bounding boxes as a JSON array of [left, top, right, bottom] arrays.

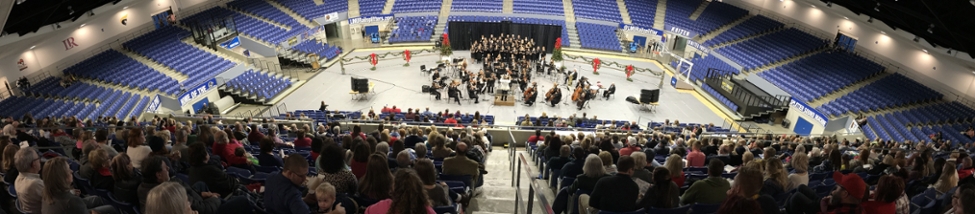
[[618, 24, 664, 36]]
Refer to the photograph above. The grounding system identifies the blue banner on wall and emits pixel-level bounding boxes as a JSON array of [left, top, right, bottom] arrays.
[[348, 15, 394, 25], [686, 39, 710, 54], [789, 98, 828, 126], [221, 37, 240, 49], [178, 78, 218, 106], [665, 25, 697, 38], [146, 95, 162, 113], [192, 98, 210, 114]]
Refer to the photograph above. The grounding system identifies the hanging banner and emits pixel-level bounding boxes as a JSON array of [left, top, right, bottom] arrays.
[[178, 78, 218, 106], [790, 97, 829, 126], [349, 15, 394, 25], [686, 39, 710, 54], [618, 24, 664, 37], [146, 95, 161, 113]]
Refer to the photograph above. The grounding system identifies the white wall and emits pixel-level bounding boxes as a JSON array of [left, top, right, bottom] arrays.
[[723, 0, 975, 102], [0, 0, 219, 83]]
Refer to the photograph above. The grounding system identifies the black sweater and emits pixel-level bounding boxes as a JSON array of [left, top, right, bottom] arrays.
[[589, 174, 640, 212]]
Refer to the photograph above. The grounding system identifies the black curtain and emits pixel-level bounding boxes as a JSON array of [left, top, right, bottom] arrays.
[[447, 21, 562, 53]]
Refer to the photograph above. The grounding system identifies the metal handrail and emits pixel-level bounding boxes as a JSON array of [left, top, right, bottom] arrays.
[[513, 152, 555, 214]]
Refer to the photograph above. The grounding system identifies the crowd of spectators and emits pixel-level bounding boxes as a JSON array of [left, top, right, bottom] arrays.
[[0, 114, 495, 214], [533, 127, 975, 214]]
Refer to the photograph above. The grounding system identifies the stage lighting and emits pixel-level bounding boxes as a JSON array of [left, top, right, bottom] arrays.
[[913, 36, 920, 42], [867, 17, 873, 23], [843, 16, 848, 20], [80, 23, 86, 28], [947, 49, 952, 54]]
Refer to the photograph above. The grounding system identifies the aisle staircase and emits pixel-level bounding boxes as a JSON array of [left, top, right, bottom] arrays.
[[180, 36, 248, 65], [502, 0, 513, 13], [264, 0, 319, 28], [617, 0, 632, 25], [696, 15, 751, 42], [382, 0, 396, 14], [808, 72, 891, 107], [228, 6, 293, 31], [711, 27, 786, 49], [348, 0, 361, 17], [688, 0, 709, 20], [432, 0, 453, 39], [562, 0, 576, 23], [566, 22, 579, 47], [313, 0, 324, 5], [116, 49, 190, 83], [653, 0, 667, 29], [746, 47, 826, 74]]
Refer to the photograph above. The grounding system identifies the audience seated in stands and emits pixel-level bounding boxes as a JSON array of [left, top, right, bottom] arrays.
[[724, 161, 780, 214], [589, 156, 640, 212], [442, 142, 481, 186], [414, 159, 452, 207], [264, 154, 312, 214], [110, 153, 142, 205], [138, 156, 221, 214], [359, 154, 394, 203], [14, 147, 43, 213], [41, 157, 117, 214], [681, 159, 731, 205], [640, 167, 680, 209], [364, 169, 437, 214], [127, 128, 153, 170]]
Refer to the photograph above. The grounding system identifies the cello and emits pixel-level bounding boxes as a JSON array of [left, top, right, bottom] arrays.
[[571, 85, 583, 102], [545, 83, 558, 102], [523, 82, 536, 101]]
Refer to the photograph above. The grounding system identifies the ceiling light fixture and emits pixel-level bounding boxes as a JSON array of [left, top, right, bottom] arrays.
[[89, 11, 94, 16], [874, 3, 880, 11], [922, 49, 928, 53], [927, 24, 934, 34], [123, 6, 128, 9], [843, 16, 849, 20], [826, 2, 832, 7], [811, 5, 816, 8], [947, 49, 952, 54], [29, 45, 36, 50], [880, 31, 886, 35], [55, 23, 61, 28], [80, 23, 86, 28]]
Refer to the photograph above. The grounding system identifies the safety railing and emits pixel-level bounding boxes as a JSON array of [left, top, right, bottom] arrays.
[[513, 151, 555, 214]]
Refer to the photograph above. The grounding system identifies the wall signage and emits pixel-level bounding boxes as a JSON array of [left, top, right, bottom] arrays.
[[178, 78, 217, 106]]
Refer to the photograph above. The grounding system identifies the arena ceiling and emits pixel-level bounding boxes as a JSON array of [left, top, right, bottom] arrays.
[[820, 0, 975, 58], [0, 0, 119, 36]]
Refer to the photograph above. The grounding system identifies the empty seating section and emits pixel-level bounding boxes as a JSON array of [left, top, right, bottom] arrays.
[[63, 50, 181, 95], [576, 23, 621, 51], [663, 0, 699, 33], [292, 40, 342, 60], [228, 0, 304, 28], [862, 102, 975, 144], [391, 0, 442, 13], [703, 15, 783, 47], [447, 16, 570, 47], [272, 0, 347, 21], [571, 0, 621, 22], [817, 74, 942, 116], [670, 54, 739, 82], [184, 7, 303, 44], [389, 16, 437, 43], [22, 78, 114, 101], [358, 0, 387, 15], [0, 89, 148, 121], [451, 0, 502, 12], [716, 28, 825, 70], [226, 70, 293, 100], [124, 26, 235, 90], [689, 2, 748, 36], [623, 0, 658, 28], [702, 84, 738, 112], [759, 52, 883, 102], [512, 0, 563, 15]]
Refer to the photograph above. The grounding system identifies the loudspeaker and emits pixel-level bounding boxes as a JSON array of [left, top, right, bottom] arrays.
[[640, 89, 659, 103], [422, 85, 431, 93], [351, 77, 369, 93]]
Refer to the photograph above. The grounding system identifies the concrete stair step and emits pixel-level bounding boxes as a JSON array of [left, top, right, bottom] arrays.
[[562, 0, 576, 23], [502, 0, 513, 13], [116, 48, 189, 82], [711, 27, 786, 50], [688, 0, 709, 21], [698, 15, 752, 42], [382, 0, 396, 14], [808, 72, 891, 107], [264, 0, 319, 28], [348, 0, 361, 17], [617, 0, 632, 25], [653, 0, 667, 29], [227, 6, 292, 31]]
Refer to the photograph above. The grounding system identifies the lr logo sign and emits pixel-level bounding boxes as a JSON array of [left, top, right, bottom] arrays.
[[63, 37, 79, 50]]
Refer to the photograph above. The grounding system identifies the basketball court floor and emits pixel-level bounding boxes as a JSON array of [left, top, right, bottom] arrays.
[[275, 48, 729, 127]]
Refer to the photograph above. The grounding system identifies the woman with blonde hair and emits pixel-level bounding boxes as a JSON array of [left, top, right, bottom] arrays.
[[787, 152, 809, 191], [665, 154, 685, 187], [932, 160, 959, 194], [762, 158, 788, 196], [598, 151, 617, 174], [721, 161, 779, 214], [41, 157, 116, 214], [146, 182, 196, 214]]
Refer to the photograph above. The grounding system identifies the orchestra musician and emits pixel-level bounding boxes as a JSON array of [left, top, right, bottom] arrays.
[[545, 83, 562, 107], [486, 72, 496, 93], [577, 87, 595, 110], [603, 83, 616, 99], [523, 82, 538, 106], [447, 80, 462, 105], [430, 80, 442, 100], [566, 69, 578, 86], [468, 81, 480, 104]]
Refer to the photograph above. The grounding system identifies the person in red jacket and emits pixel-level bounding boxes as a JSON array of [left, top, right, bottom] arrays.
[[443, 115, 458, 125], [293, 130, 312, 148], [619, 137, 641, 157], [212, 129, 250, 167]]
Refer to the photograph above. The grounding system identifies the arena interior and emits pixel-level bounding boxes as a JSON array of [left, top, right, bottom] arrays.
[[1, 0, 975, 213]]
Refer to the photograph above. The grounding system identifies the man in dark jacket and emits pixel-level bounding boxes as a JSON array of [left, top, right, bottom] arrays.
[[560, 148, 587, 179], [403, 129, 425, 149], [264, 154, 314, 214], [589, 156, 640, 212], [187, 143, 240, 197], [546, 145, 572, 179], [138, 156, 220, 214]]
